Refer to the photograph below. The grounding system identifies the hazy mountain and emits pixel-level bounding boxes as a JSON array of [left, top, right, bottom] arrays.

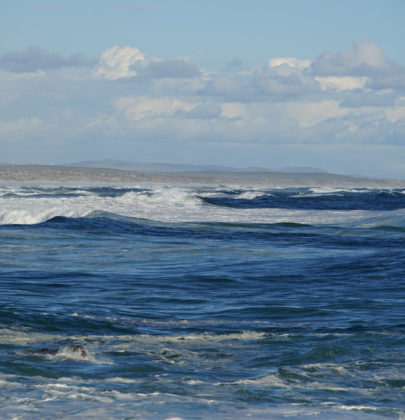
[[273, 166, 328, 173], [68, 159, 328, 174]]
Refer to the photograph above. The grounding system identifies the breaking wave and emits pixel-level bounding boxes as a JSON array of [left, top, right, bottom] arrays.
[[1, 185, 405, 227]]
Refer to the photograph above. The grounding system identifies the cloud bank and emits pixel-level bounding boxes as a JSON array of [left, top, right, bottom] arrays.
[[1, 41, 405, 178], [0, 46, 91, 73]]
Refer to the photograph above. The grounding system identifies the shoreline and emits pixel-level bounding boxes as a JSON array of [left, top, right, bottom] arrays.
[[1, 164, 404, 188]]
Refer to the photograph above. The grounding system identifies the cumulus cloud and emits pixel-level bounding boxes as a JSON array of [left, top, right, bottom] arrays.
[[92, 46, 146, 80], [310, 40, 405, 90], [87, 41, 405, 150], [269, 57, 312, 70], [253, 59, 319, 96], [311, 40, 389, 76], [93, 46, 201, 80], [0, 46, 90, 73]]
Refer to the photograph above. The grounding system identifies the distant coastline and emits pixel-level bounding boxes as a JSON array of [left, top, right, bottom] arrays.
[[67, 159, 329, 175], [1, 163, 404, 188]]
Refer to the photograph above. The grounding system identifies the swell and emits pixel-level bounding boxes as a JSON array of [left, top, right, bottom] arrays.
[[198, 190, 405, 210], [1, 214, 405, 257]]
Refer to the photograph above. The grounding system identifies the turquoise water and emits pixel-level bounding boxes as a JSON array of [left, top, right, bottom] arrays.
[[1, 183, 405, 419]]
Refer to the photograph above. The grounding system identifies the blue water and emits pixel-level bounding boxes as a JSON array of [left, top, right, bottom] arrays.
[[1, 182, 405, 419]]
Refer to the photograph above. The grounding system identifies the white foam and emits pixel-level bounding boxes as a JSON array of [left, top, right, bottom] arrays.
[[138, 330, 266, 343], [0, 368, 396, 420], [52, 345, 92, 362], [327, 404, 379, 412], [230, 374, 288, 388], [0, 327, 62, 345], [44, 347, 112, 365], [309, 187, 345, 194], [1, 182, 405, 234], [105, 377, 139, 384], [231, 190, 266, 200]]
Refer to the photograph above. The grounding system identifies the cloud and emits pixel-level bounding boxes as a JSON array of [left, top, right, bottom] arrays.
[[114, 96, 194, 120], [269, 57, 312, 70], [186, 103, 222, 119], [341, 90, 398, 108], [92, 46, 146, 80], [220, 103, 247, 119], [285, 101, 348, 128], [0, 117, 41, 136], [200, 56, 320, 100], [93, 46, 201, 81], [4, 40, 405, 178], [315, 76, 368, 91], [310, 40, 405, 91], [253, 60, 319, 96], [226, 58, 244, 70], [203, 75, 246, 98], [144, 59, 200, 78], [385, 106, 405, 123], [0, 46, 90, 73], [368, 69, 405, 91], [311, 40, 389, 77]]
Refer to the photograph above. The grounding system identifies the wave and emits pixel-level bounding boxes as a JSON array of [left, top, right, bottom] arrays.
[[2, 211, 405, 239], [198, 189, 405, 210], [2, 184, 405, 227], [1, 212, 405, 241]]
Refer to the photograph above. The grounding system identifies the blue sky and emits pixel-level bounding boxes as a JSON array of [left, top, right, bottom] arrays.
[[1, 0, 405, 178]]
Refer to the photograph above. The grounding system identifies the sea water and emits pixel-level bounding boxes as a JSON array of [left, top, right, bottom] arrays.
[[1, 174, 405, 419]]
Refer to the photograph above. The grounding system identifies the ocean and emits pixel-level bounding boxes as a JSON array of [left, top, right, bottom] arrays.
[[1, 168, 405, 419]]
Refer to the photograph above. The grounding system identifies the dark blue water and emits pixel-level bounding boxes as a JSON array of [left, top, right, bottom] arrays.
[[0, 183, 405, 419]]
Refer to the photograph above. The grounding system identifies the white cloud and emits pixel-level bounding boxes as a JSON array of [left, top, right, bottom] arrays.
[[114, 96, 194, 120], [220, 103, 246, 119], [269, 57, 312, 70], [92, 46, 202, 81], [285, 101, 348, 128], [315, 76, 368, 91], [92, 46, 146, 80]]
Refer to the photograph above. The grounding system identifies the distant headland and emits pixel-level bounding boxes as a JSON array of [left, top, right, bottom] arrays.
[[0, 162, 404, 188]]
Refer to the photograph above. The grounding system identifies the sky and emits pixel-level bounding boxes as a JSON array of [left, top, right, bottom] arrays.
[[1, 0, 405, 178]]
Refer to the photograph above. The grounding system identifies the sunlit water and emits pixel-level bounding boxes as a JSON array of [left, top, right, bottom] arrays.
[[1, 177, 405, 419]]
